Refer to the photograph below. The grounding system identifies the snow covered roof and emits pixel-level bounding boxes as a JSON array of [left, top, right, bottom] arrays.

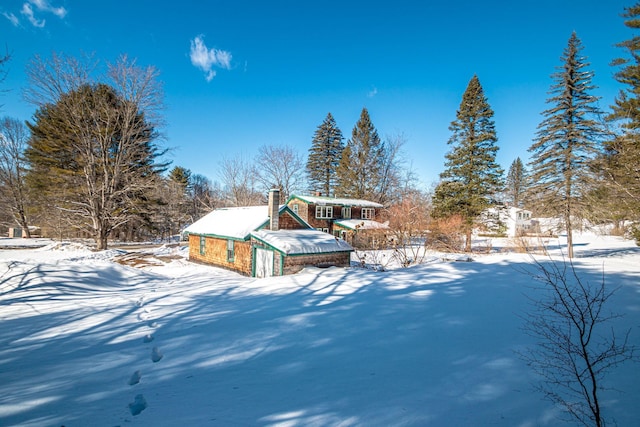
[[334, 219, 390, 231], [290, 194, 383, 208], [184, 205, 272, 239], [251, 229, 353, 255]]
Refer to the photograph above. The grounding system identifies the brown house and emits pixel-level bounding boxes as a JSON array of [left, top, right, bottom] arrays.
[[184, 190, 353, 277], [285, 194, 389, 247]]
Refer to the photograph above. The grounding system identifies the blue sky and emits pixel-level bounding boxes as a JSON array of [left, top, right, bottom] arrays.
[[0, 0, 632, 188]]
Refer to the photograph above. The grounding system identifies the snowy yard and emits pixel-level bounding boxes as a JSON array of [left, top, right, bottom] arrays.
[[1, 234, 639, 426]]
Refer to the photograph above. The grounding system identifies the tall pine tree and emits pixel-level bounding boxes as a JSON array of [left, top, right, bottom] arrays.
[[432, 75, 503, 251], [306, 112, 344, 196], [506, 157, 527, 208], [528, 32, 604, 258], [607, 3, 640, 223], [336, 107, 385, 201]]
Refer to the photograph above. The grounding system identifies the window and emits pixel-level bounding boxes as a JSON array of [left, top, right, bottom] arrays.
[[342, 206, 351, 219], [361, 208, 374, 220], [292, 203, 299, 214], [199, 236, 206, 255], [317, 227, 329, 233], [315, 205, 333, 219], [227, 239, 234, 262]]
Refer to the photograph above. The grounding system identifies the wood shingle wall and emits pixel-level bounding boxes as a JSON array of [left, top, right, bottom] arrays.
[[188, 234, 253, 275]]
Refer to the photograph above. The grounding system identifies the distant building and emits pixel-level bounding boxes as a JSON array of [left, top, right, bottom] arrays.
[[481, 206, 533, 237], [7, 226, 42, 238], [184, 189, 353, 277], [286, 194, 389, 247]]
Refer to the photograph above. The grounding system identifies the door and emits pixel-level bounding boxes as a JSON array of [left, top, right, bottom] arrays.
[[255, 248, 274, 278]]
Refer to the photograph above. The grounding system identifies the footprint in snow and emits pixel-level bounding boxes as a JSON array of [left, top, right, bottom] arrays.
[[128, 370, 142, 386], [128, 394, 147, 416], [143, 333, 154, 343], [151, 347, 163, 363]]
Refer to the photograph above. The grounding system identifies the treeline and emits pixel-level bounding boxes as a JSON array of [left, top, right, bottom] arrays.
[[1, 3, 640, 252]]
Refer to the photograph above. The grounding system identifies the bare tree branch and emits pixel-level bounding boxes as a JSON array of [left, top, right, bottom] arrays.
[[520, 255, 637, 426]]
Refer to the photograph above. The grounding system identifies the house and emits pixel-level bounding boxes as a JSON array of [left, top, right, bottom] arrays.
[[7, 226, 42, 238], [184, 189, 353, 277], [285, 194, 389, 248], [506, 207, 533, 237], [481, 205, 533, 237]]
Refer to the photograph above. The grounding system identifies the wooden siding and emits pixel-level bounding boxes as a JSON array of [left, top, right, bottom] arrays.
[[276, 211, 307, 230], [188, 234, 253, 275], [286, 199, 379, 233]]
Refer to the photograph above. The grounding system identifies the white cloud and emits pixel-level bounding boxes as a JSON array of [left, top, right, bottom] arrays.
[[17, 0, 67, 28], [29, 0, 67, 18], [21, 3, 45, 27], [189, 35, 232, 82], [3, 12, 19, 26], [368, 87, 378, 98]]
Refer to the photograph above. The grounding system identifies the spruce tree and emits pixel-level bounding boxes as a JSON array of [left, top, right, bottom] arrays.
[[335, 107, 385, 201], [169, 166, 192, 191], [528, 32, 604, 258], [306, 112, 343, 196], [432, 75, 503, 251], [607, 3, 640, 221], [506, 157, 527, 208]]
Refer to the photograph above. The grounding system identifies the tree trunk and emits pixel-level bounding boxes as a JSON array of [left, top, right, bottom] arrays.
[[465, 228, 472, 252], [94, 218, 109, 250], [565, 212, 574, 259], [16, 221, 31, 238]]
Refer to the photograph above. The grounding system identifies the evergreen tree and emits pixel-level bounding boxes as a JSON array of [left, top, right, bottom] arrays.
[[336, 107, 385, 201], [528, 32, 604, 258], [506, 157, 527, 208], [432, 75, 503, 251], [169, 166, 192, 190], [26, 82, 164, 249], [306, 112, 343, 196], [607, 3, 640, 221]]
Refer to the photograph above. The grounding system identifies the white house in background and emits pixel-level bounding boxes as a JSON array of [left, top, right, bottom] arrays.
[[481, 206, 533, 237], [505, 207, 533, 237]]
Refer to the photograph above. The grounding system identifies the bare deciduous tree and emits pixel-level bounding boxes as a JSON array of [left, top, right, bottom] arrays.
[[25, 53, 166, 250], [190, 173, 221, 219], [0, 117, 31, 235], [377, 132, 406, 205], [387, 189, 431, 267], [0, 48, 11, 107], [255, 144, 305, 200], [521, 257, 636, 427], [219, 154, 262, 206]]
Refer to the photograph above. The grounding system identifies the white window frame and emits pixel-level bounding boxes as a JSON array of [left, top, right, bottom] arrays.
[[199, 236, 206, 255], [227, 239, 235, 262], [292, 203, 299, 214], [315, 205, 333, 219], [342, 206, 351, 219], [361, 208, 374, 220], [317, 227, 329, 233]]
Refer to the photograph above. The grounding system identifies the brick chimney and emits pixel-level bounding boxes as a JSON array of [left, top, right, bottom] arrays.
[[268, 188, 280, 231]]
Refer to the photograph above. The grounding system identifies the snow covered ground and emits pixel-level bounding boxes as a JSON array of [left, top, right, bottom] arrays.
[[0, 234, 639, 426]]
